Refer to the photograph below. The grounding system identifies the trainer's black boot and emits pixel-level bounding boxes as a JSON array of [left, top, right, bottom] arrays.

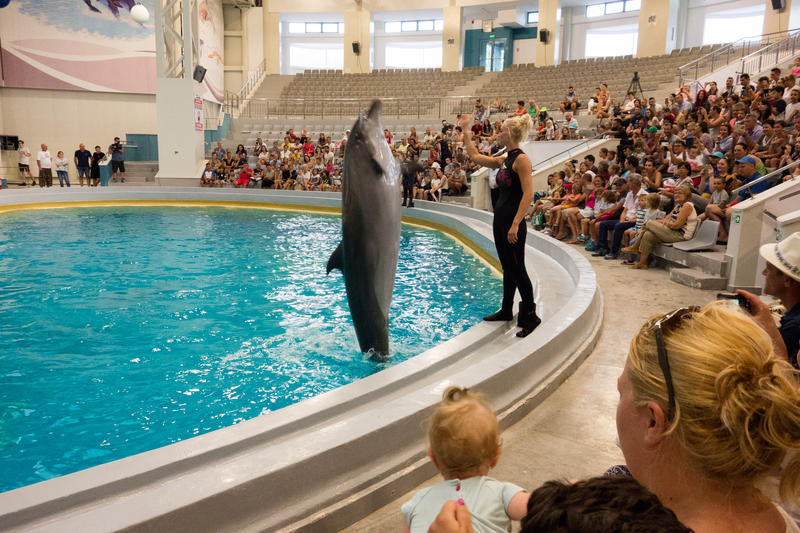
[[483, 308, 513, 321], [516, 302, 541, 337]]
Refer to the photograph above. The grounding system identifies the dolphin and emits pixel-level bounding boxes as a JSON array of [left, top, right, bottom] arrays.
[[327, 100, 401, 360]]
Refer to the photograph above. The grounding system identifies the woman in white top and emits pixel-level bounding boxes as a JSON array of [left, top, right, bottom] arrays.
[[622, 185, 697, 269]]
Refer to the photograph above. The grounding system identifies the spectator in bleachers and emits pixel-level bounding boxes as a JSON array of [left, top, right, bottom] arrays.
[[622, 185, 697, 269], [734, 155, 766, 202], [593, 174, 646, 260], [560, 86, 579, 114], [527, 100, 539, 119]]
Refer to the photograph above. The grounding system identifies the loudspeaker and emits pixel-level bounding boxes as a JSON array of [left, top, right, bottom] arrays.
[[772, 0, 786, 9], [193, 65, 207, 83], [352, 41, 361, 55], [539, 29, 550, 44]]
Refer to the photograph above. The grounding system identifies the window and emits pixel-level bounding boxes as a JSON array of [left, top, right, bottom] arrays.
[[526, 11, 539, 24], [585, 25, 638, 58], [586, 1, 640, 17], [586, 4, 605, 17], [625, 0, 641, 11], [385, 19, 443, 33], [287, 21, 343, 34], [289, 43, 344, 72], [385, 42, 442, 69], [702, 6, 765, 45]]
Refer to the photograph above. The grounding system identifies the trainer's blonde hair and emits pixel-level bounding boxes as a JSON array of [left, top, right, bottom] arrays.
[[628, 303, 800, 504], [503, 113, 533, 144], [428, 387, 500, 478]]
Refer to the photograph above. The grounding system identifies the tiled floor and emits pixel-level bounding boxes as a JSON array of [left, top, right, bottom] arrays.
[[341, 245, 718, 532]]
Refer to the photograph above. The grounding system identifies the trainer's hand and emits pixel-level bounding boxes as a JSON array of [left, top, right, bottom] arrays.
[[428, 500, 473, 533], [459, 115, 471, 133], [507, 223, 519, 244]]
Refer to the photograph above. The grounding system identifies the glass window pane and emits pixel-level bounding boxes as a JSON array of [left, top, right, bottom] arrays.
[[418, 20, 434, 31], [288, 22, 305, 34], [289, 44, 343, 71], [586, 4, 605, 17], [624, 0, 641, 11], [385, 21, 401, 33], [385, 42, 442, 69], [702, 13, 764, 45], [322, 23, 339, 33], [434, 19, 444, 31], [305, 23, 321, 33], [606, 2, 624, 14], [527, 11, 539, 24], [585, 27, 638, 58], [401, 21, 417, 32]]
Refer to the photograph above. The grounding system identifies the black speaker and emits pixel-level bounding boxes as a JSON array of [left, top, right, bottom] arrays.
[[772, 0, 786, 9], [539, 29, 549, 44], [193, 65, 207, 83], [352, 41, 361, 55]]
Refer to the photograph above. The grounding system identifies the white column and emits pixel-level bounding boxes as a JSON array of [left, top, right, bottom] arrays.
[[763, 0, 792, 36], [154, 0, 207, 184], [637, 0, 680, 58]]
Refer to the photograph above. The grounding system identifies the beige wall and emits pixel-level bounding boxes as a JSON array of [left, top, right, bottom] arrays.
[[263, 6, 281, 75], [536, 0, 559, 66], [0, 88, 156, 176], [442, 6, 462, 71], [763, 0, 792, 36], [637, 0, 672, 58], [343, 10, 371, 74]]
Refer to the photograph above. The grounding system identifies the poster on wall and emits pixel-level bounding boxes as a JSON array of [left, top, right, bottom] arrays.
[[197, 0, 224, 104], [0, 0, 156, 94], [194, 97, 204, 131]]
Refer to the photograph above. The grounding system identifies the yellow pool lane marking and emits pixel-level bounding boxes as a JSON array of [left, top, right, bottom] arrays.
[[0, 199, 501, 274]]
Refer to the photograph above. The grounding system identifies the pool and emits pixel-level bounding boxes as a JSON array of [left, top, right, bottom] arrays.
[[0, 206, 501, 493]]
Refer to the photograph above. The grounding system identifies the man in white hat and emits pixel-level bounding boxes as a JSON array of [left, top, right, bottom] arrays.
[[739, 231, 800, 368]]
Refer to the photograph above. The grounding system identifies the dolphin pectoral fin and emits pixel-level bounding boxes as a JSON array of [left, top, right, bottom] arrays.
[[326, 242, 344, 275]]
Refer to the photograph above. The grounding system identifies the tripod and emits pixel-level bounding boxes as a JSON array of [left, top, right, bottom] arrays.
[[627, 71, 645, 101]]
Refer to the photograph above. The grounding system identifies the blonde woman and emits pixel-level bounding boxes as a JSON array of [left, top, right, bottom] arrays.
[[460, 113, 540, 337], [618, 303, 800, 532]]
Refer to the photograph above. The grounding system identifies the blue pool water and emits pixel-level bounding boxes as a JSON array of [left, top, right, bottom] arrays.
[[0, 207, 501, 492]]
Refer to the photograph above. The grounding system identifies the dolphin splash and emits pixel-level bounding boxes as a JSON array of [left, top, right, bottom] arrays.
[[327, 100, 401, 360]]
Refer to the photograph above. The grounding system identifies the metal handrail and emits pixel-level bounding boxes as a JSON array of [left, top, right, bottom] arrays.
[[531, 135, 606, 171], [678, 28, 800, 88], [731, 159, 800, 196]]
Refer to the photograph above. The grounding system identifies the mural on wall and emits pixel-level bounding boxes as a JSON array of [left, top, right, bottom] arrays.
[[0, 0, 224, 103], [197, 0, 224, 104], [0, 0, 156, 93]]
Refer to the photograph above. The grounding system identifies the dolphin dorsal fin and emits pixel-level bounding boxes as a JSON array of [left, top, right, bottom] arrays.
[[326, 242, 344, 274]]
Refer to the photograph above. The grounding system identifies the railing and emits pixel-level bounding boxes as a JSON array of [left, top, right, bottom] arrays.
[[739, 29, 800, 83], [530, 135, 605, 171], [678, 29, 800, 88], [223, 96, 486, 121], [223, 58, 267, 116], [731, 159, 800, 196]]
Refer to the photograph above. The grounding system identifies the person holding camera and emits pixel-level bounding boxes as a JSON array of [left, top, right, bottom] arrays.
[[738, 232, 800, 368], [108, 136, 126, 183]]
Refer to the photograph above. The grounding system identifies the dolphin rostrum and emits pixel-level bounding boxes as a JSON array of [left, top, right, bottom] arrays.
[[327, 100, 401, 360]]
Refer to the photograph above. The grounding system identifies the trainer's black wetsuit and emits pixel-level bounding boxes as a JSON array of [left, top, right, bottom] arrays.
[[401, 160, 423, 205], [494, 148, 535, 311]]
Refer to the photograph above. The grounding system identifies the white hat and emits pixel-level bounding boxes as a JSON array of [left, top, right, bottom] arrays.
[[760, 232, 800, 283]]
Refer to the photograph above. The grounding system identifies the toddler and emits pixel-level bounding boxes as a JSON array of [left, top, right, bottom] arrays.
[[700, 176, 731, 242], [402, 387, 529, 533], [584, 189, 618, 251]]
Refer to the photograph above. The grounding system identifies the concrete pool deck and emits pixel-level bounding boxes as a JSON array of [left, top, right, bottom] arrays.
[[0, 188, 602, 532]]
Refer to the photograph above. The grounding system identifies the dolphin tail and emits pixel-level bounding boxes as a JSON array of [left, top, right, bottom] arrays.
[[83, 0, 102, 13], [326, 242, 343, 275]]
